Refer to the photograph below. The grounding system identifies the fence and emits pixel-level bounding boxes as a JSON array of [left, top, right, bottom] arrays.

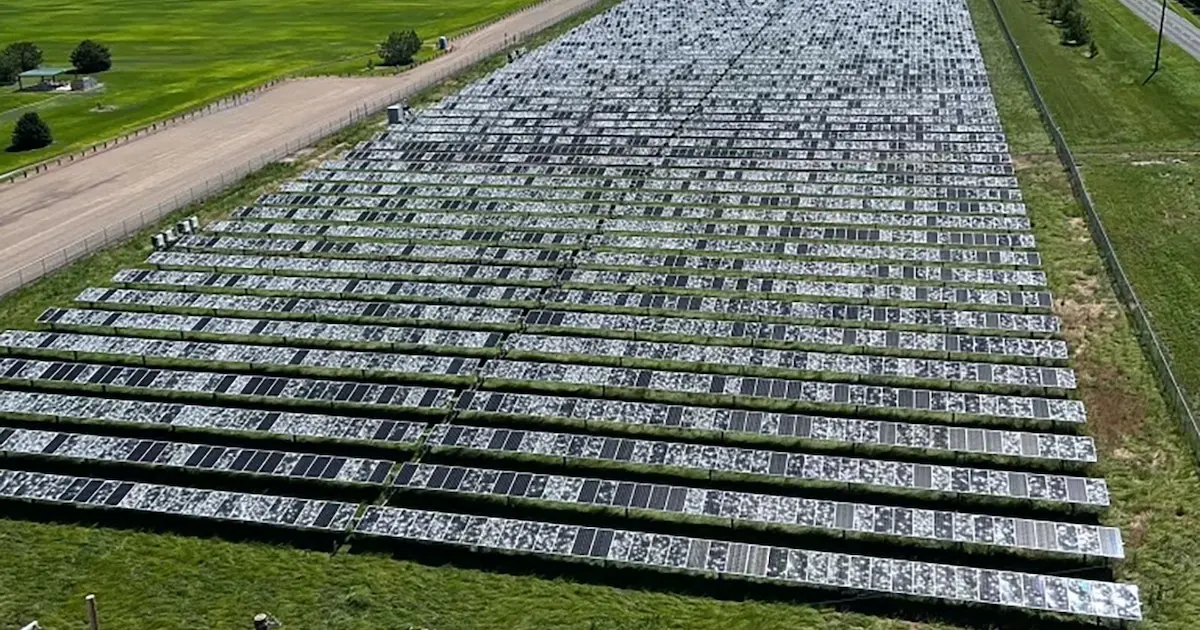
[[0, 0, 605, 300], [984, 0, 1200, 456]]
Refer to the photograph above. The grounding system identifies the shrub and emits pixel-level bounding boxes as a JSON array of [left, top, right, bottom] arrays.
[[11, 112, 53, 151], [3, 42, 43, 72], [70, 40, 113, 73], [379, 30, 422, 66]]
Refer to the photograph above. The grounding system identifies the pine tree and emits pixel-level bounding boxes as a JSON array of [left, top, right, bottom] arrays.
[[11, 112, 53, 151]]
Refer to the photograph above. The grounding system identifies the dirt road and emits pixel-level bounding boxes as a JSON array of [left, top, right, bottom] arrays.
[[0, 0, 601, 296]]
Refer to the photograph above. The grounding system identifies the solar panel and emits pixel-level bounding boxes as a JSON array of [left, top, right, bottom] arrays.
[[0, 389, 427, 444], [39, 308, 504, 350], [0, 468, 356, 531], [480, 361, 1086, 423], [0, 330, 481, 380], [456, 391, 1096, 462], [393, 462, 1122, 558], [0, 427, 393, 485], [0, 0, 1143, 617], [428, 424, 1108, 506], [0, 357, 455, 412], [355, 506, 1140, 620]]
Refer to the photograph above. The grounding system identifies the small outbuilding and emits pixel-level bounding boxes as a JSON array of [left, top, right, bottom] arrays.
[[16, 67, 73, 91]]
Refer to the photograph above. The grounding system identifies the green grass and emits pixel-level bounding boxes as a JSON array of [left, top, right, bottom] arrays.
[[1077, 156, 1200, 411], [0, 0, 538, 173], [994, 0, 1200, 152], [992, 0, 1200, 413]]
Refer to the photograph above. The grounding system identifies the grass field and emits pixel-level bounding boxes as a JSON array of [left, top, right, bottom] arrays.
[[990, 0, 1200, 414], [2, 0, 1200, 629], [0, 0, 538, 173]]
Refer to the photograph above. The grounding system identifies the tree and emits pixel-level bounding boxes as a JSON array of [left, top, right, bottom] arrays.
[[0, 51, 18, 85], [11, 112, 52, 151], [378, 30, 422, 66], [1048, 0, 1075, 23], [3, 42, 43, 72], [70, 40, 112, 73], [1061, 8, 1092, 45]]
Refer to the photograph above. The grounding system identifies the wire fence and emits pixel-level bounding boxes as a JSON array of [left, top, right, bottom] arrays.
[[984, 0, 1200, 457], [0, 0, 604, 300]]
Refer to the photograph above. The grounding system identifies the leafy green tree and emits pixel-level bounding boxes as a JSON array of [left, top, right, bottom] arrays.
[[1061, 8, 1092, 44], [3, 42, 43, 72], [1049, 0, 1075, 22], [378, 30, 422, 66], [0, 51, 19, 85], [11, 112, 52, 151], [70, 40, 113, 73]]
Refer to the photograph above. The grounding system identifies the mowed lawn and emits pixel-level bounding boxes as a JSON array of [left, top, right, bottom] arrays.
[[0, 0, 537, 172], [993, 0, 1200, 411]]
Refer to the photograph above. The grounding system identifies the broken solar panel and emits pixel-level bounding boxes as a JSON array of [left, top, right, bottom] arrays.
[[0, 357, 455, 411], [504, 333, 1075, 389], [355, 506, 1140, 620], [393, 462, 1123, 558], [38, 308, 505, 351], [455, 391, 1097, 462], [560, 269, 1053, 309], [104, 271, 542, 307], [520, 309, 1068, 360], [0, 389, 426, 444], [0, 427, 393, 485], [427, 424, 1109, 507], [0, 330, 481, 379], [481, 361, 1087, 423], [175, 236, 570, 268], [0, 468, 356, 531], [575, 252, 1047, 287], [539, 289, 1062, 334], [145, 251, 558, 285], [0, 0, 1141, 617]]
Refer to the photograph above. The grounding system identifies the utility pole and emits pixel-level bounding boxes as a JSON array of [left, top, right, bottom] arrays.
[[1145, 0, 1168, 82]]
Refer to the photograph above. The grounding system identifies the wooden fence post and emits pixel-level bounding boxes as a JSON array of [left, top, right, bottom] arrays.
[[85, 594, 99, 630]]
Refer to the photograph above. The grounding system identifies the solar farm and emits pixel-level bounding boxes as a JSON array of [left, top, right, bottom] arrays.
[[0, 0, 1148, 623]]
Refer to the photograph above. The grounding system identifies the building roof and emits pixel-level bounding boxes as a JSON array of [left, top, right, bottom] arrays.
[[18, 67, 73, 78]]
